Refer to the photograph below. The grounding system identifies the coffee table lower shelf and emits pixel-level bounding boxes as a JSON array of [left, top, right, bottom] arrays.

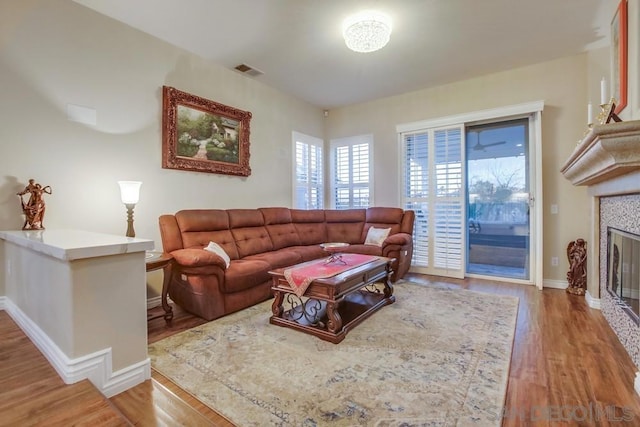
[[269, 256, 395, 344], [270, 290, 394, 343]]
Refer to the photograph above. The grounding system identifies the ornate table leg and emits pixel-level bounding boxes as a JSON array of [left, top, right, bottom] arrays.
[[161, 261, 174, 322], [383, 263, 395, 299], [271, 289, 284, 318], [326, 301, 343, 333]]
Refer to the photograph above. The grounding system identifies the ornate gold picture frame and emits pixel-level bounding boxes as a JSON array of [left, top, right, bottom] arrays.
[[611, 0, 628, 114], [162, 86, 252, 176]]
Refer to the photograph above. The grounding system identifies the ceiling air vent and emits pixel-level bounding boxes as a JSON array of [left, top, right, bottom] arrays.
[[234, 63, 264, 77]]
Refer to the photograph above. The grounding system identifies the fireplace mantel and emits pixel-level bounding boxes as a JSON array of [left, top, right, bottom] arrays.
[[561, 120, 640, 187]]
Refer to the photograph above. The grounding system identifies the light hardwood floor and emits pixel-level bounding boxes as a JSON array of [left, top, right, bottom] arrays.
[[2, 274, 640, 426], [0, 311, 130, 426]]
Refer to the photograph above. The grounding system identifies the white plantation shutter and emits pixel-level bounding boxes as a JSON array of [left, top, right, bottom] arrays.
[[334, 145, 350, 209], [403, 132, 429, 267], [433, 128, 463, 274], [330, 135, 372, 209], [293, 132, 324, 209], [401, 125, 465, 278]]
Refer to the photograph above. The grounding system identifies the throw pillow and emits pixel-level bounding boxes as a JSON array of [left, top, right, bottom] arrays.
[[204, 241, 231, 268], [364, 227, 391, 247]]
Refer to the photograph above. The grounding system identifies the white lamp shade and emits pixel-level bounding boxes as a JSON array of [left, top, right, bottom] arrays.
[[342, 10, 392, 53], [118, 181, 142, 204]]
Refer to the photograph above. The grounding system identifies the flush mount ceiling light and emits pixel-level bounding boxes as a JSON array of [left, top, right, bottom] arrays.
[[342, 10, 392, 53]]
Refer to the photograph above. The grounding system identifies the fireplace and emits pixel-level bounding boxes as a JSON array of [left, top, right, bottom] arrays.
[[607, 226, 640, 324], [561, 120, 640, 392]]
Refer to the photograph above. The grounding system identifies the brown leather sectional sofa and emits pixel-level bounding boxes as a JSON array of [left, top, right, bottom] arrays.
[[159, 207, 415, 320]]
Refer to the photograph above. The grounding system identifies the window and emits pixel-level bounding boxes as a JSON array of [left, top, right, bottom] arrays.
[[330, 134, 372, 209], [293, 131, 324, 209]]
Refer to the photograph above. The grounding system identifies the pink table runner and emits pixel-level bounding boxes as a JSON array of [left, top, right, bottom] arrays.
[[283, 253, 377, 297]]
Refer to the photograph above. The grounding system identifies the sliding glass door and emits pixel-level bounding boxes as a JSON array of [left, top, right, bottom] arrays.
[[399, 102, 542, 286], [466, 119, 530, 280]]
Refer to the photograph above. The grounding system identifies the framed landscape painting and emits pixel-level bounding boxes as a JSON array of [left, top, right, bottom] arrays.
[[162, 86, 252, 176]]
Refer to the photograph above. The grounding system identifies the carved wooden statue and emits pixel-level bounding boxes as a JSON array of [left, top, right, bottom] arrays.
[[566, 238, 587, 295], [17, 179, 52, 230]]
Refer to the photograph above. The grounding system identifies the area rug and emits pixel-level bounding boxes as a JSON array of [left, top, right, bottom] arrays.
[[149, 282, 519, 426]]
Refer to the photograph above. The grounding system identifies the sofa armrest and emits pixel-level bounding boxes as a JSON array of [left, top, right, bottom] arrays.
[[381, 232, 414, 281], [171, 248, 228, 270], [382, 232, 412, 247]]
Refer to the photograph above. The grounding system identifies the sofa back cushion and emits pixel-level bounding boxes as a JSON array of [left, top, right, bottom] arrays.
[[362, 207, 405, 240], [325, 209, 365, 244], [260, 207, 301, 250], [228, 209, 274, 258], [175, 210, 240, 259], [290, 209, 327, 245], [164, 207, 414, 259]]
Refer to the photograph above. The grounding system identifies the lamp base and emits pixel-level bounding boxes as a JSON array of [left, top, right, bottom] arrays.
[[125, 203, 136, 238]]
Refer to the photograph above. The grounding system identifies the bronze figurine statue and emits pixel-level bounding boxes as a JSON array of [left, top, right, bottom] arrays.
[[17, 179, 52, 230], [566, 238, 587, 295]]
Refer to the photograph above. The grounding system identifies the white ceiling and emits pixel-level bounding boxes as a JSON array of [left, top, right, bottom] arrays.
[[73, 0, 612, 109]]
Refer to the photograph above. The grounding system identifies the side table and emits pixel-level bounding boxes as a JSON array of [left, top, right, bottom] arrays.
[[146, 251, 174, 323]]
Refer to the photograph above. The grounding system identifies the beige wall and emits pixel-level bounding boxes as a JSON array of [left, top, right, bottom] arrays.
[[0, 0, 324, 249], [325, 54, 596, 284]]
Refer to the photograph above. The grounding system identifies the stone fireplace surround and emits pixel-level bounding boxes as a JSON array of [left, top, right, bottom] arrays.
[[600, 195, 640, 366], [561, 119, 640, 393]]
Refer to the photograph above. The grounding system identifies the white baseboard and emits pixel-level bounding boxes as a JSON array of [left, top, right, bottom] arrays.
[[147, 295, 174, 310], [585, 290, 601, 310], [543, 279, 567, 289], [542, 280, 601, 309], [147, 295, 162, 310], [0, 296, 6, 310], [2, 298, 150, 398], [635, 372, 640, 397]]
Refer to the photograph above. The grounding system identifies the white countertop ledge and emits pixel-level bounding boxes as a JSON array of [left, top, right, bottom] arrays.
[[0, 229, 154, 261]]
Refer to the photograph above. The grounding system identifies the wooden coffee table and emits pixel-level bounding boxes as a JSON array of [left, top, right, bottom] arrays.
[[269, 256, 395, 343]]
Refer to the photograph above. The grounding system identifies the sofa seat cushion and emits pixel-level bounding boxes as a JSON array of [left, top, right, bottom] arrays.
[[341, 244, 383, 256], [244, 249, 303, 270], [222, 259, 272, 293]]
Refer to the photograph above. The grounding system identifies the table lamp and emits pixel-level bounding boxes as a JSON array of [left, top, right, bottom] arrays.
[[118, 181, 142, 237]]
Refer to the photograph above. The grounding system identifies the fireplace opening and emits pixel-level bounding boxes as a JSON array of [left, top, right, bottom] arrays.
[[607, 227, 640, 324]]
